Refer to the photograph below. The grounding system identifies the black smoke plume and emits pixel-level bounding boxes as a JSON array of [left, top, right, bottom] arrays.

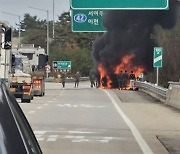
[[92, 0, 179, 88]]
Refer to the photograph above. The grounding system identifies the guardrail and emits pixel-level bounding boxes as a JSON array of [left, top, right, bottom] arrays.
[[135, 81, 180, 110], [135, 81, 168, 102], [45, 77, 89, 82]]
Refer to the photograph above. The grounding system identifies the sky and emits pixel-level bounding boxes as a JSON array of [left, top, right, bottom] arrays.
[[0, 0, 70, 28]]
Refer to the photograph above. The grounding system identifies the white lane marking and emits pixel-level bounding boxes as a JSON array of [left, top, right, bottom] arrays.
[[47, 138, 57, 141], [29, 111, 35, 114], [72, 139, 89, 143], [99, 140, 109, 143], [65, 135, 74, 139], [37, 106, 43, 109], [104, 137, 113, 140], [74, 136, 85, 139], [35, 135, 43, 138], [34, 130, 126, 143], [34, 131, 46, 135], [57, 104, 107, 108], [37, 138, 45, 141], [58, 104, 71, 107], [104, 90, 153, 154], [49, 135, 59, 138], [68, 131, 94, 134]]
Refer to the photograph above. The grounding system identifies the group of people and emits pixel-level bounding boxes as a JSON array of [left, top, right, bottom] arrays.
[[59, 71, 81, 88], [59, 70, 136, 90], [117, 70, 136, 90], [89, 72, 99, 88]]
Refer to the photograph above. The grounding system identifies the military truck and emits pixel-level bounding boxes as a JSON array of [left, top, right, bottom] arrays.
[[9, 55, 33, 103], [12, 44, 48, 96]]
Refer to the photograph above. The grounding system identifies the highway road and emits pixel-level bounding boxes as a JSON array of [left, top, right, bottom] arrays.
[[19, 81, 180, 154]]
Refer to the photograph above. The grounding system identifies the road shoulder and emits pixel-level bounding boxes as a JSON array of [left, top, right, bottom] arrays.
[[110, 89, 180, 154]]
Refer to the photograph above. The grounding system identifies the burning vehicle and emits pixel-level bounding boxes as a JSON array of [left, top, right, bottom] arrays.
[[91, 0, 179, 89]]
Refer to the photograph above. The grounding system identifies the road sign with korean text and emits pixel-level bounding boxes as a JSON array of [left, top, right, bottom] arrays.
[[71, 0, 168, 10], [72, 9, 106, 32], [53, 61, 71, 70], [153, 47, 163, 67]]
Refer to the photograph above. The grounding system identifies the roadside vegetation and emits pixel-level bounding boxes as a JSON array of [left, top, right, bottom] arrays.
[[14, 12, 102, 76], [147, 20, 180, 87]]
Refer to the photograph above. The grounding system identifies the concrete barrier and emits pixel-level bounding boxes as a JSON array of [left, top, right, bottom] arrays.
[[166, 82, 180, 110]]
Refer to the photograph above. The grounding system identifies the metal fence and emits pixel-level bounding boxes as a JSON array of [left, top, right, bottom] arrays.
[[135, 81, 168, 102]]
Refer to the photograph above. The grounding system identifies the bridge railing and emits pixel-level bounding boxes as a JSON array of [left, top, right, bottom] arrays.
[[134, 81, 168, 102], [135, 81, 180, 110]]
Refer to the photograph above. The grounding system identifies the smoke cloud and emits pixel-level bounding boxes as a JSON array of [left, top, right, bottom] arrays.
[[92, 0, 179, 87]]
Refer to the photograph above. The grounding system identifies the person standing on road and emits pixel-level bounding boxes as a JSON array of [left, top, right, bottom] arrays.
[[122, 70, 129, 90], [101, 76, 107, 88], [129, 71, 136, 90], [61, 72, 66, 88], [89, 72, 95, 88], [117, 70, 123, 90], [74, 71, 81, 88]]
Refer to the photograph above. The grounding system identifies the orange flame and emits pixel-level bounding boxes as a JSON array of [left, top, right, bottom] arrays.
[[98, 54, 145, 89], [98, 64, 111, 88], [115, 54, 145, 78]]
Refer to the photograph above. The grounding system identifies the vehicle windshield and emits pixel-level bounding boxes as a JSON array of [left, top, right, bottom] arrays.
[[13, 57, 31, 74], [21, 53, 33, 60]]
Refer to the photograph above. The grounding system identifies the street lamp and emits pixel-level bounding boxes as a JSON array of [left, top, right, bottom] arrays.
[[1, 12, 21, 47], [29, 7, 49, 56]]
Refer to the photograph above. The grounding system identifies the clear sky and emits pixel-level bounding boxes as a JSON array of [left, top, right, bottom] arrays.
[[0, 0, 70, 28]]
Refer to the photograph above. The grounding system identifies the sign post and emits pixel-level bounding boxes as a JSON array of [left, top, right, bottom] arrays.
[[45, 64, 51, 78], [153, 47, 163, 86]]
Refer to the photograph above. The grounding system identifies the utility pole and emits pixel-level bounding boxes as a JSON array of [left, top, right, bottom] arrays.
[[53, 0, 55, 39], [29, 7, 49, 56]]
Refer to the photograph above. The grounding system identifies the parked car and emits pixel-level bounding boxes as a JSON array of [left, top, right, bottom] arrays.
[[0, 79, 42, 154]]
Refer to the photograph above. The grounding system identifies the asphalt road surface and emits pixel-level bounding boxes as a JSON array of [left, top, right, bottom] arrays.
[[19, 81, 180, 154]]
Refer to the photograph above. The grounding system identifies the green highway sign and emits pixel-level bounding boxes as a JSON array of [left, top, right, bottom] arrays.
[[153, 47, 163, 67], [71, 0, 168, 10], [72, 9, 106, 32], [53, 61, 71, 69]]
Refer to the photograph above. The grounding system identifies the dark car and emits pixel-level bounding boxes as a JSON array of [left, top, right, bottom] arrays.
[[0, 79, 42, 154]]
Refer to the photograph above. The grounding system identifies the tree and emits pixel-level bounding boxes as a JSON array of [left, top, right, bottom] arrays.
[[18, 12, 102, 76], [21, 13, 47, 49], [147, 19, 180, 87], [49, 12, 102, 76]]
